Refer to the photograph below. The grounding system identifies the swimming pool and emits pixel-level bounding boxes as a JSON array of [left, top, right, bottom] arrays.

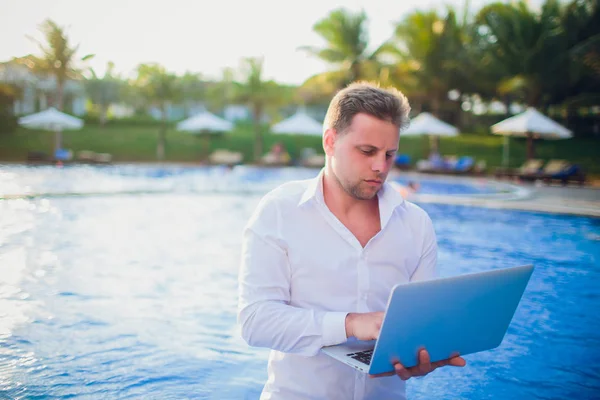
[[0, 164, 501, 198], [0, 166, 598, 399]]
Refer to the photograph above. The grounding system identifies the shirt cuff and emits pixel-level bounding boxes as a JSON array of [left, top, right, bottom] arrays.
[[322, 311, 349, 347]]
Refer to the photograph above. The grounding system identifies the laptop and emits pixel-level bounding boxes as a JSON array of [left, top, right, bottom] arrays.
[[322, 264, 534, 375]]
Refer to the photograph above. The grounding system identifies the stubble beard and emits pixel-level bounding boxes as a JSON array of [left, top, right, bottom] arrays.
[[334, 173, 381, 201]]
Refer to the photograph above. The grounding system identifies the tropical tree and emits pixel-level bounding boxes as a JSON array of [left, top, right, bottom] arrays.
[[134, 63, 180, 160], [236, 57, 289, 161], [390, 7, 473, 154], [297, 70, 346, 106], [24, 19, 93, 111], [84, 61, 122, 126], [178, 71, 206, 117], [473, 0, 600, 156], [0, 83, 21, 134], [300, 8, 394, 88], [555, 0, 600, 109], [119, 80, 147, 115], [475, 0, 567, 109], [205, 67, 239, 111], [392, 8, 471, 117]]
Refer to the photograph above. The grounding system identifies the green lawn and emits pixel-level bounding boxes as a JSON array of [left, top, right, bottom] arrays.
[[1, 122, 598, 175]]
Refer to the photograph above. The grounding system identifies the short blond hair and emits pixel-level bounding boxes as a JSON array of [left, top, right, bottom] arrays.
[[324, 82, 411, 134]]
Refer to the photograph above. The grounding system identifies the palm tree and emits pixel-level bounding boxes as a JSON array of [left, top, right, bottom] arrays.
[[178, 72, 206, 117], [25, 19, 93, 111], [297, 70, 347, 106], [393, 8, 470, 117], [205, 67, 239, 112], [84, 62, 122, 126], [300, 8, 394, 88], [391, 8, 471, 154], [554, 0, 600, 110], [475, 0, 566, 109], [237, 57, 288, 162], [0, 83, 21, 133], [134, 63, 180, 160]]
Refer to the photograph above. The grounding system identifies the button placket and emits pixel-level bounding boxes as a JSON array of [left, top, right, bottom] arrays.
[[357, 250, 370, 312]]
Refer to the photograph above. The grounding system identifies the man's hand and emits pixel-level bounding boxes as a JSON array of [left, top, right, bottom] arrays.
[[369, 349, 466, 380], [345, 312, 384, 340]]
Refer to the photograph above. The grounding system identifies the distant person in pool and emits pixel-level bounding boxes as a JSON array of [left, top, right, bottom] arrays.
[[237, 82, 465, 400], [391, 180, 421, 199]]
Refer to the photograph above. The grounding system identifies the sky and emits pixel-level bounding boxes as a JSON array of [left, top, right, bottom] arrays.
[[1, 0, 542, 85]]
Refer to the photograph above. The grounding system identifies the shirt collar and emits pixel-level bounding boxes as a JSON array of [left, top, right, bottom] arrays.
[[377, 180, 406, 228], [298, 170, 406, 227], [298, 168, 325, 206]]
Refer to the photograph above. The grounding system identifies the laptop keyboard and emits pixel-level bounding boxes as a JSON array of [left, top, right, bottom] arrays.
[[347, 349, 374, 365]]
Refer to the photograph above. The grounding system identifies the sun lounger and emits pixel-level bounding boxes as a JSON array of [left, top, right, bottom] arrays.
[[94, 153, 112, 164], [522, 159, 586, 185], [394, 154, 411, 170], [77, 150, 96, 163], [495, 159, 544, 179], [209, 149, 243, 166], [545, 164, 586, 186], [302, 154, 325, 168], [417, 155, 480, 175]]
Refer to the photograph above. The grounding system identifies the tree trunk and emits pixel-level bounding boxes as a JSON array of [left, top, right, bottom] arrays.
[[157, 106, 167, 160], [100, 104, 108, 127], [254, 122, 263, 163], [39, 92, 47, 111], [454, 97, 463, 131], [412, 101, 423, 115], [203, 134, 211, 161], [430, 94, 442, 155], [253, 107, 264, 163], [502, 135, 510, 168], [431, 94, 441, 117], [55, 79, 65, 154], [429, 135, 440, 155], [157, 124, 166, 160], [56, 79, 65, 111], [422, 135, 429, 159], [503, 95, 512, 117], [350, 62, 361, 84], [54, 130, 62, 154], [526, 133, 535, 160]]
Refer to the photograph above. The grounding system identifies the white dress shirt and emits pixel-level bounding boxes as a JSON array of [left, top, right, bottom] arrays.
[[238, 170, 438, 400]]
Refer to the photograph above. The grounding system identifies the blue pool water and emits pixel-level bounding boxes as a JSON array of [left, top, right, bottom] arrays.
[[0, 166, 598, 399], [0, 164, 499, 198]]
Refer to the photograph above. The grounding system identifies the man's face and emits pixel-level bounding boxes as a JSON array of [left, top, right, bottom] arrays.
[[326, 113, 399, 200]]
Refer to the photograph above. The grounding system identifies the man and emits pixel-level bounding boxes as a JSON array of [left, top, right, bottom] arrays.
[[238, 82, 465, 400]]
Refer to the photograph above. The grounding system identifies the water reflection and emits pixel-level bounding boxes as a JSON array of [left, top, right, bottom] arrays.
[[0, 169, 598, 399], [0, 164, 500, 198]]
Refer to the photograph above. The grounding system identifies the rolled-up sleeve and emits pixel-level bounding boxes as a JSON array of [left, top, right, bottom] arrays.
[[237, 196, 348, 356]]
